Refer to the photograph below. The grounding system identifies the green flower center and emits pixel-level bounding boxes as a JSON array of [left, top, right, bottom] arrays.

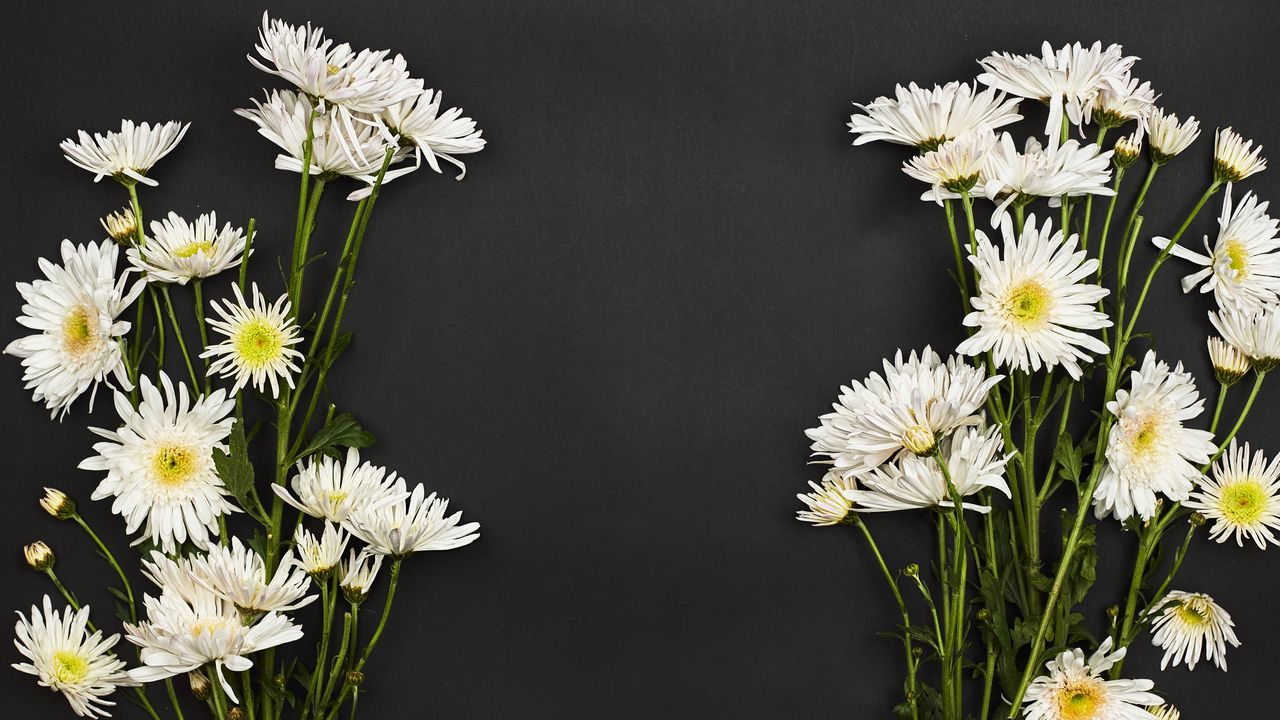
[[1006, 280, 1051, 328], [1222, 239, 1249, 276], [233, 319, 284, 368], [61, 306, 98, 357], [151, 443, 198, 486], [174, 240, 215, 258], [1130, 415, 1161, 456], [1220, 479, 1267, 525], [916, 136, 949, 153], [51, 650, 89, 685], [1175, 601, 1210, 626]]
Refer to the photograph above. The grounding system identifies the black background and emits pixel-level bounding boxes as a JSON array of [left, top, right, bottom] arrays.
[[3, 0, 1278, 717]]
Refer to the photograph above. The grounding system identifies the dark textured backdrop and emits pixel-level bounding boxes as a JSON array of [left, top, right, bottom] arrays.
[[2, 0, 1278, 717]]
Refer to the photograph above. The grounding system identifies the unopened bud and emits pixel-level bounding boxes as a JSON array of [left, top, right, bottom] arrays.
[[1208, 337, 1251, 387], [101, 208, 138, 245], [1106, 605, 1120, 618], [1113, 135, 1142, 168], [189, 671, 211, 701], [226, 708, 243, 720], [1190, 512, 1207, 527], [903, 563, 919, 577], [911, 646, 923, 659], [346, 670, 365, 687], [976, 608, 991, 622], [24, 541, 54, 572], [902, 425, 937, 457], [342, 584, 370, 606], [39, 488, 76, 520]]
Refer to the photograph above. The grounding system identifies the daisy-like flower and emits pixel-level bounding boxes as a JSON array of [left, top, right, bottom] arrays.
[[127, 212, 250, 285], [1208, 336, 1252, 386], [847, 81, 1021, 151], [1147, 108, 1200, 164], [903, 130, 996, 203], [294, 523, 350, 579], [1021, 637, 1161, 720], [188, 537, 316, 613], [806, 347, 1002, 476], [201, 282, 303, 398], [139, 552, 205, 604], [1094, 351, 1216, 521], [12, 596, 137, 718], [338, 550, 383, 604], [5, 240, 144, 418], [344, 484, 481, 559], [274, 447, 407, 523], [60, 120, 189, 187], [1214, 127, 1266, 184], [381, 88, 486, 181], [978, 41, 1137, 140], [980, 133, 1114, 225], [1148, 590, 1239, 671], [795, 471, 857, 526], [958, 213, 1111, 379], [1187, 440, 1280, 548], [1088, 75, 1158, 136], [125, 587, 303, 702], [100, 208, 138, 245], [846, 423, 1011, 513], [1113, 134, 1142, 169], [1210, 303, 1280, 371], [79, 373, 237, 553]]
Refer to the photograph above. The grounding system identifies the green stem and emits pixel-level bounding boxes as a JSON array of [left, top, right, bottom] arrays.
[[944, 200, 971, 314], [44, 570, 89, 628], [1079, 128, 1108, 251], [149, 287, 166, 366], [857, 520, 920, 720], [127, 183, 146, 247], [292, 178, 329, 305], [323, 559, 403, 720], [1117, 164, 1159, 290], [193, 280, 211, 393], [290, 106, 320, 309], [165, 678, 187, 720], [160, 285, 200, 389], [1209, 382, 1229, 436], [318, 610, 355, 711], [1205, 372, 1266, 469], [239, 219, 256, 292], [72, 514, 136, 623]]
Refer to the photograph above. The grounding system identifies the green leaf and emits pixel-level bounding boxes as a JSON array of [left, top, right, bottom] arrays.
[[212, 419, 263, 522], [1054, 432, 1083, 484], [294, 412, 375, 462]]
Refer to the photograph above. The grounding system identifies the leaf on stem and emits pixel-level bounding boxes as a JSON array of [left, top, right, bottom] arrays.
[[294, 412, 375, 463]]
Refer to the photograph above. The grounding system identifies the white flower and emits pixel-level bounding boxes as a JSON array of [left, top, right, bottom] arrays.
[[294, 523, 350, 578], [127, 212, 250, 285], [79, 373, 237, 554], [1147, 108, 1200, 163], [1113, 134, 1142, 168], [795, 471, 857, 526], [1214, 127, 1266, 183], [958, 213, 1110, 379], [806, 348, 1001, 476], [1187, 440, 1280, 548], [1147, 707, 1180, 720], [4, 240, 144, 418], [978, 41, 1136, 140], [1210, 303, 1280, 371], [1208, 336, 1252, 386], [1094, 352, 1216, 521], [1154, 184, 1280, 311], [903, 130, 996, 203], [201, 282, 303, 398], [1148, 590, 1239, 671], [1021, 638, 1161, 720], [125, 587, 303, 702], [236, 90, 394, 185], [59, 120, 189, 186], [344, 484, 481, 559], [12, 596, 137, 718], [1089, 75, 1158, 136], [338, 550, 383, 603], [981, 133, 1114, 225], [847, 81, 1021, 150], [381, 88, 486, 181], [188, 537, 316, 613], [845, 423, 1011, 513], [140, 552, 205, 604], [100, 208, 138, 245], [274, 447, 407, 523]]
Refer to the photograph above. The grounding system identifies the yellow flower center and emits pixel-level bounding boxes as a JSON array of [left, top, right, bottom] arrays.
[[1222, 239, 1249, 276], [1005, 279, 1051, 328], [1129, 415, 1161, 457], [190, 617, 234, 637], [233, 319, 284, 369], [326, 63, 342, 76], [61, 306, 99, 358], [174, 240, 214, 259], [901, 424, 937, 456], [51, 650, 89, 685], [151, 443, 198, 486], [1056, 680, 1104, 720], [1219, 479, 1267, 525], [1175, 601, 1210, 626]]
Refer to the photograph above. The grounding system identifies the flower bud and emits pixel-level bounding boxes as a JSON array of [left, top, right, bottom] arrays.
[[1208, 337, 1251, 386], [1113, 135, 1142, 169], [24, 541, 55, 572], [975, 608, 991, 622], [1190, 512, 1208, 527], [39, 488, 76, 520], [101, 208, 138, 245], [1106, 605, 1120, 618], [227, 708, 244, 720], [902, 425, 937, 457], [346, 670, 365, 687], [903, 563, 919, 577], [189, 671, 211, 701]]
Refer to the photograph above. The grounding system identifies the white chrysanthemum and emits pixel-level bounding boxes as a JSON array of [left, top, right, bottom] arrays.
[[1147, 108, 1201, 163], [903, 130, 996, 203], [294, 523, 350, 578], [1088, 74, 1157, 136], [1214, 127, 1266, 184], [127, 212, 250, 285], [188, 537, 315, 613], [139, 552, 205, 604], [1208, 336, 1252, 386], [1094, 352, 1216, 521], [1187, 440, 1280, 548], [4, 240, 144, 418], [59, 120, 189, 186], [1148, 590, 1239, 671], [380, 88, 486, 181], [12, 596, 137, 718], [1154, 184, 1280, 311], [978, 41, 1137, 139], [100, 208, 138, 245], [1210, 303, 1280, 371], [338, 550, 383, 603], [958, 213, 1110, 379], [847, 81, 1021, 151], [1022, 638, 1161, 720], [274, 447, 408, 523], [1113, 135, 1142, 167], [201, 282, 303, 398], [125, 587, 303, 702], [80, 373, 237, 554], [846, 423, 1011, 514], [795, 471, 857, 526], [344, 484, 481, 559], [236, 90, 393, 186], [981, 133, 1115, 225], [806, 348, 1002, 476]]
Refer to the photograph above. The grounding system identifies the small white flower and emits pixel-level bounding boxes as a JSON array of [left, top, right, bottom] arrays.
[[1094, 352, 1216, 521], [59, 120, 189, 186], [1089, 74, 1158, 136], [981, 133, 1114, 226], [127, 212, 250, 285], [344, 484, 480, 559], [338, 550, 383, 603], [1208, 336, 1252, 386], [274, 447, 408, 523], [4, 240, 144, 418], [79, 373, 237, 554], [1021, 637, 1161, 720], [381, 88, 486, 181], [1147, 108, 1200, 163], [795, 471, 857, 526], [1113, 134, 1142, 168], [1210, 303, 1280, 371], [12, 596, 138, 718], [1148, 590, 1239, 671], [903, 130, 996, 203], [847, 81, 1021, 151], [1187, 440, 1280, 548], [188, 537, 316, 613], [293, 523, 350, 578], [1214, 127, 1266, 183], [958, 213, 1111, 379], [100, 208, 139, 245], [201, 282, 303, 398]]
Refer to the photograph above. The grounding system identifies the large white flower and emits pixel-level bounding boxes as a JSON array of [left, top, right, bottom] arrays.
[[1022, 637, 1161, 720], [847, 81, 1021, 151], [903, 130, 996, 203], [127, 212, 250, 285], [201, 282, 303, 398], [381, 88, 486, 181], [1187, 440, 1280, 548], [344, 484, 481, 559], [1214, 127, 1266, 184], [12, 596, 137, 718], [274, 447, 407, 523], [1146, 108, 1200, 163], [189, 537, 316, 613], [1088, 74, 1158, 137], [958, 214, 1110, 378], [806, 347, 1002, 476], [237, 90, 394, 185], [845, 423, 1011, 513], [1148, 590, 1239, 671], [1094, 352, 1216, 521], [795, 471, 857, 526], [59, 120, 189, 186], [980, 133, 1114, 225], [80, 373, 237, 553], [5, 240, 144, 418], [1210, 303, 1280, 371]]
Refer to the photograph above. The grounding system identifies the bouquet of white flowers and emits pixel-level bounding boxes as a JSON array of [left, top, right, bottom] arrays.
[[798, 41, 1275, 720], [7, 13, 485, 720]]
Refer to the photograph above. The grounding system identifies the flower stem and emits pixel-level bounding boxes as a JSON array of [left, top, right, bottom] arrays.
[[323, 559, 403, 720], [72, 514, 136, 623], [944, 200, 971, 314], [165, 678, 187, 720], [857, 519, 919, 720], [159, 285, 200, 389], [193, 280, 211, 393], [1204, 371, 1266, 469]]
